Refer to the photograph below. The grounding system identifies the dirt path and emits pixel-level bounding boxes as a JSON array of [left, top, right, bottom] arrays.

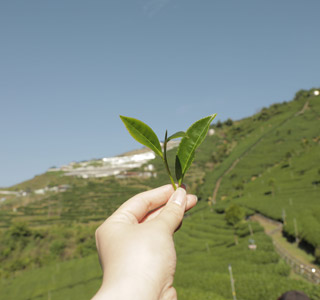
[[251, 214, 320, 285], [295, 100, 309, 116], [212, 158, 240, 204]]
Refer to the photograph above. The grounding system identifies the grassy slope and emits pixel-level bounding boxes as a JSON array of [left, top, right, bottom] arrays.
[[1, 88, 320, 299], [0, 176, 154, 278], [1, 202, 320, 300], [174, 203, 320, 300], [5, 171, 69, 192], [0, 176, 151, 228], [203, 91, 320, 250]]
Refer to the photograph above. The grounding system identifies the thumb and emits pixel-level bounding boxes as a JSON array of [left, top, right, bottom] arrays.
[[156, 187, 187, 234]]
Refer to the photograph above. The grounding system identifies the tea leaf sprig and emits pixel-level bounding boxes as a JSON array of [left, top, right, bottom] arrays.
[[120, 114, 216, 190]]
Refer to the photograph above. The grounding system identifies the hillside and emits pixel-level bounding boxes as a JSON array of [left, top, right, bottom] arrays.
[[0, 88, 319, 299], [1, 203, 320, 300], [199, 88, 320, 258]]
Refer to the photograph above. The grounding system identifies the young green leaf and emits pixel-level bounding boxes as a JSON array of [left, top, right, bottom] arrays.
[[120, 116, 163, 158], [163, 130, 187, 190], [175, 114, 217, 185], [163, 131, 186, 162], [167, 131, 187, 142], [120, 114, 217, 190]]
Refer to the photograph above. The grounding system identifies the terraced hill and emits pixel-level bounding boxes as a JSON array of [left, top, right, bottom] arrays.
[[199, 88, 320, 258], [0, 88, 319, 299], [1, 203, 319, 300]]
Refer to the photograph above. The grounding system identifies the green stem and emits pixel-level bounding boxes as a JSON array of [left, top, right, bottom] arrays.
[[163, 130, 177, 190], [163, 157, 177, 190]]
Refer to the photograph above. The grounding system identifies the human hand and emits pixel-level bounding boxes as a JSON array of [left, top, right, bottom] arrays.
[[92, 184, 197, 300]]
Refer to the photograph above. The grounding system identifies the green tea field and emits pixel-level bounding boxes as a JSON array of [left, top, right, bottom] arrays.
[[1, 88, 319, 299]]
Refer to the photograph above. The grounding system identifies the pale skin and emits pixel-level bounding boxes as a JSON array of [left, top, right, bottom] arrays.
[[92, 185, 198, 300]]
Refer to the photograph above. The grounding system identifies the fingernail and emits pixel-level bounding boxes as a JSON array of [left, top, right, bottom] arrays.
[[172, 188, 186, 206]]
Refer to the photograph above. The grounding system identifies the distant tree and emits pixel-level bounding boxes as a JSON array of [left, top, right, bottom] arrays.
[[8, 223, 32, 240], [258, 109, 270, 121], [216, 120, 223, 128], [294, 89, 309, 101], [6, 223, 32, 250], [225, 118, 233, 126], [225, 204, 245, 226]]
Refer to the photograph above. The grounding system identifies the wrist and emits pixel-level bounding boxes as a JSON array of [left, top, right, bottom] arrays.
[[92, 277, 160, 300]]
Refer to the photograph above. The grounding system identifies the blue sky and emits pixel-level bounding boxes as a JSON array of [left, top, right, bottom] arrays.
[[1, 0, 320, 187]]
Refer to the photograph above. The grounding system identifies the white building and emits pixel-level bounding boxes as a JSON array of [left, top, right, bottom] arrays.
[[208, 128, 215, 136]]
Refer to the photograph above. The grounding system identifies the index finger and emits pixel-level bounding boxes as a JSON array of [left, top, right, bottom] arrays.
[[112, 184, 175, 224]]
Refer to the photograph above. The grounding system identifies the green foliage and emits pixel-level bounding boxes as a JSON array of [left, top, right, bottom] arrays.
[[176, 114, 217, 185], [0, 222, 99, 278], [225, 118, 233, 126], [119, 115, 163, 157], [294, 89, 309, 101], [225, 204, 245, 226], [213, 201, 229, 214], [167, 131, 186, 142], [274, 260, 291, 277], [234, 221, 250, 237], [200, 87, 320, 251], [50, 240, 66, 256], [7, 170, 67, 192], [1, 204, 319, 300], [75, 239, 96, 257], [8, 223, 32, 240], [233, 181, 244, 190], [285, 151, 292, 159], [268, 178, 275, 186], [216, 120, 223, 128], [120, 114, 216, 188], [257, 108, 271, 121], [1, 88, 320, 299]]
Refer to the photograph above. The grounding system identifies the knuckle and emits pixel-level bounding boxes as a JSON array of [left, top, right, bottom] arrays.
[[168, 206, 183, 219]]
